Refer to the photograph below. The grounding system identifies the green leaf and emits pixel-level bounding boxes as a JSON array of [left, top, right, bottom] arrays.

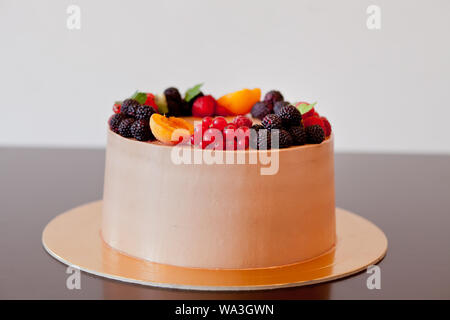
[[184, 83, 204, 102], [131, 91, 147, 104], [297, 101, 317, 115]]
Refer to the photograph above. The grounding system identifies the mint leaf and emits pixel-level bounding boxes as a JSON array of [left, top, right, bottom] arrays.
[[297, 102, 317, 115], [131, 91, 147, 104], [184, 83, 203, 102]]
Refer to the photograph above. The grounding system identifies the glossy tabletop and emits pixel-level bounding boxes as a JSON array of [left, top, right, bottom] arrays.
[[1, 147, 449, 299]]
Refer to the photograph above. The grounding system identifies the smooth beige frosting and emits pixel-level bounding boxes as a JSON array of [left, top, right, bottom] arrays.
[[101, 129, 336, 269]]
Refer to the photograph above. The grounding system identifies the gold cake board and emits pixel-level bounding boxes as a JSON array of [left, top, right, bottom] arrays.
[[42, 201, 387, 291]]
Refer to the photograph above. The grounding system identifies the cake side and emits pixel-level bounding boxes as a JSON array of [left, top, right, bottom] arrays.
[[101, 129, 335, 269]]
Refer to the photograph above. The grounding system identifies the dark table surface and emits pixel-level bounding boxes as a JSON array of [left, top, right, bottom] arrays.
[[1, 147, 449, 299]]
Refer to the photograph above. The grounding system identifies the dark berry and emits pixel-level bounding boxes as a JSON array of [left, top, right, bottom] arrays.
[[306, 125, 325, 144], [257, 129, 272, 150], [278, 105, 302, 127], [274, 129, 293, 149], [121, 99, 140, 117], [130, 119, 153, 141], [164, 87, 184, 116], [118, 118, 135, 138], [289, 126, 307, 145], [273, 101, 291, 115], [250, 101, 271, 119], [261, 114, 282, 129], [135, 105, 156, 121], [263, 90, 284, 110], [109, 113, 127, 133]]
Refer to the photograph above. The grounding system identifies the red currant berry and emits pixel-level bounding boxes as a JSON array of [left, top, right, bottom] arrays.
[[113, 103, 121, 114], [212, 116, 228, 131], [202, 116, 213, 129]]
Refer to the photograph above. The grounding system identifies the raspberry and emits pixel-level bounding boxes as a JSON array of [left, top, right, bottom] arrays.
[[232, 115, 253, 128], [109, 114, 127, 133], [321, 117, 332, 137], [278, 105, 302, 127], [164, 87, 184, 116], [135, 105, 156, 121], [289, 126, 307, 145], [113, 102, 121, 114], [192, 95, 216, 117], [306, 125, 325, 144], [121, 99, 140, 117], [144, 93, 159, 111], [250, 101, 271, 119], [261, 114, 282, 129], [263, 90, 283, 110], [118, 118, 135, 138], [303, 116, 326, 133], [131, 119, 153, 141]]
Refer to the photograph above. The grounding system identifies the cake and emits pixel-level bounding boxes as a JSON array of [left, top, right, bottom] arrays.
[[102, 85, 335, 269]]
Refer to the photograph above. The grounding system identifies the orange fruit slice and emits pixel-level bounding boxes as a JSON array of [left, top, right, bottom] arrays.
[[150, 114, 194, 145], [217, 88, 261, 115]]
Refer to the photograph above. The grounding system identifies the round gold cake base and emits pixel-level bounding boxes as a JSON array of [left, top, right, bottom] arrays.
[[42, 201, 387, 291]]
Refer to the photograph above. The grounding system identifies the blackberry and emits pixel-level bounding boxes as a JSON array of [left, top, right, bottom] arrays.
[[272, 129, 293, 149], [135, 105, 156, 121], [164, 87, 184, 116], [278, 105, 302, 127], [121, 99, 140, 117], [251, 101, 271, 120], [263, 90, 284, 110], [118, 118, 135, 138], [180, 100, 192, 116], [130, 119, 153, 141], [273, 101, 291, 115], [306, 125, 325, 144], [261, 114, 282, 130], [109, 113, 126, 133], [256, 129, 272, 150], [289, 126, 307, 145]]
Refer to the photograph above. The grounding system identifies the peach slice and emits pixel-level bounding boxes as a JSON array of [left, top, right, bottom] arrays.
[[217, 88, 261, 115], [150, 114, 194, 145]]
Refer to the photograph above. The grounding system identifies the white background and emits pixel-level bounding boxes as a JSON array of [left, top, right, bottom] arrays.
[[1, 0, 449, 153]]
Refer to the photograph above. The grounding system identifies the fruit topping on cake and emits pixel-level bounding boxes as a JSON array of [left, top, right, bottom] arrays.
[[192, 95, 217, 118], [261, 114, 283, 129], [131, 119, 153, 141], [217, 88, 261, 115], [232, 115, 253, 128], [107, 85, 332, 147], [276, 105, 302, 127], [263, 90, 284, 111], [150, 114, 194, 145], [250, 101, 271, 120], [288, 126, 307, 146], [306, 125, 325, 144]]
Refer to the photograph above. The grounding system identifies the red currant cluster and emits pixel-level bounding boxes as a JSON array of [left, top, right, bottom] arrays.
[[190, 116, 253, 150]]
